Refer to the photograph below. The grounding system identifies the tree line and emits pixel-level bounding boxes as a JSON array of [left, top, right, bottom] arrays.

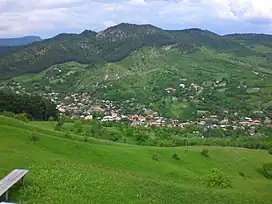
[[0, 89, 58, 120]]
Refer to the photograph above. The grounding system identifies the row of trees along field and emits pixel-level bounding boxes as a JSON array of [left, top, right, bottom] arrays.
[[55, 118, 272, 150], [0, 89, 58, 120]]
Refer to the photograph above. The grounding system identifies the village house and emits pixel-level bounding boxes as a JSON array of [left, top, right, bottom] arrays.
[[165, 88, 176, 93]]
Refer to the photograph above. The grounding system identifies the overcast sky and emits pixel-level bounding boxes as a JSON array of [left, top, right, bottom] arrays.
[[0, 0, 272, 38]]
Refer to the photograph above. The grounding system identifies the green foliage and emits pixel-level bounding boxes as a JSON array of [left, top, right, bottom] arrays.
[[30, 134, 40, 142], [268, 148, 272, 155], [73, 120, 83, 133], [172, 153, 180, 160], [55, 119, 64, 131], [0, 89, 58, 120], [48, 116, 55, 121], [29, 129, 40, 142], [238, 172, 245, 177], [201, 149, 209, 157], [1, 111, 15, 118], [257, 162, 272, 179], [84, 136, 88, 142], [14, 113, 31, 122], [103, 128, 122, 142], [2, 28, 272, 121], [0, 116, 272, 203], [201, 168, 233, 188], [152, 154, 159, 161]]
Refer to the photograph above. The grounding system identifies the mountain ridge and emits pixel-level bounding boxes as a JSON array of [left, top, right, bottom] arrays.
[[0, 35, 42, 46], [1, 23, 271, 80]]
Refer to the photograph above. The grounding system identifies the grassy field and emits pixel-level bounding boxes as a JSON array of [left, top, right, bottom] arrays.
[[0, 116, 272, 204]]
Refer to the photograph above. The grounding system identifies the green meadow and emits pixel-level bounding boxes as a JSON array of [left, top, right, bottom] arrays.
[[0, 116, 271, 204]]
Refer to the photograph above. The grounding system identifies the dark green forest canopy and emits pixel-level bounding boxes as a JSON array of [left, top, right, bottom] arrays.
[[1, 23, 271, 79], [0, 89, 58, 120]]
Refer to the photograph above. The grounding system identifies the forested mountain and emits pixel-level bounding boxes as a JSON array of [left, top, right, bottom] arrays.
[[0, 36, 42, 47], [0, 23, 272, 120], [2, 23, 271, 79]]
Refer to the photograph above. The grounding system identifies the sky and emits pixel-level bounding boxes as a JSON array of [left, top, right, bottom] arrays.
[[0, 0, 272, 38]]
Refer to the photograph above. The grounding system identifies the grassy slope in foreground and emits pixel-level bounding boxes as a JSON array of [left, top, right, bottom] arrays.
[[0, 116, 271, 204]]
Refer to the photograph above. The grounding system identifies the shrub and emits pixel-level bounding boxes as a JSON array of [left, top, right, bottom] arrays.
[[268, 148, 272, 155], [55, 120, 64, 131], [238, 172, 245, 177], [152, 154, 159, 161], [201, 148, 209, 157], [1, 111, 15, 118], [103, 128, 122, 142], [14, 113, 30, 122], [84, 136, 88, 142], [64, 132, 71, 139], [257, 162, 272, 180], [172, 153, 180, 160], [201, 168, 233, 188], [31, 135, 39, 142], [29, 130, 39, 142], [48, 116, 55, 121], [73, 120, 83, 133]]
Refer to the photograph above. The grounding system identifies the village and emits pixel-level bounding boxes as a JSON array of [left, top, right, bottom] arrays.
[[48, 91, 272, 135]]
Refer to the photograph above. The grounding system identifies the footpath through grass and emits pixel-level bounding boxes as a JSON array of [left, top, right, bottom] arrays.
[[0, 116, 271, 204]]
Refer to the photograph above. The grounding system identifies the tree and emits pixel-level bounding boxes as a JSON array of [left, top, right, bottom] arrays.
[[74, 120, 83, 133]]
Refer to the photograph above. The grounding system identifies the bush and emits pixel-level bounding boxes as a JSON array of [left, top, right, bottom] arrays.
[[84, 136, 88, 142], [31, 135, 39, 142], [257, 162, 272, 179], [64, 132, 72, 139], [55, 120, 64, 131], [201, 168, 233, 188], [268, 148, 272, 155], [103, 128, 122, 142], [29, 130, 39, 142], [152, 154, 159, 161], [201, 148, 209, 157], [238, 172, 245, 177], [172, 153, 180, 160], [73, 121, 83, 133], [14, 113, 31, 122], [48, 116, 55, 121], [1, 111, 15, 118]]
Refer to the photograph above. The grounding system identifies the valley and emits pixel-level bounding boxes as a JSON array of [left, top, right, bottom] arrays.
[[0, 23, 272, 203]]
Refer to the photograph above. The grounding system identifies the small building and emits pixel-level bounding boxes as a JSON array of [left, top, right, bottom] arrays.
[[165, 88, 176, 92]]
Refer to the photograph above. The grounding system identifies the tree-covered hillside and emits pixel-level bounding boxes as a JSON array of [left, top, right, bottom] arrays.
[[1, 23, 271, 79], [0, 23, 272, 120]]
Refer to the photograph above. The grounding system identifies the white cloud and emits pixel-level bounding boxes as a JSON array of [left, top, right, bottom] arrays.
[[210, 0, 272, 20], [129, 0, 147, 5], [0, 0, 271, 38]]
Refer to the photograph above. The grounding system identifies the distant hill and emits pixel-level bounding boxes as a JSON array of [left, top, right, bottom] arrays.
[[0, 23, 264, 79], [0, 36, 42, 46]]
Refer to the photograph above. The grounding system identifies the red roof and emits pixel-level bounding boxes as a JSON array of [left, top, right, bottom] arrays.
[[131, 119, 137, 126], [167, 88, 176, 91]]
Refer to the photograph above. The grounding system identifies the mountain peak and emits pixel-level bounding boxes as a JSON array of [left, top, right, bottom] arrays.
[[80, 30, 97, 37], [96, 23, 163, 42]]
